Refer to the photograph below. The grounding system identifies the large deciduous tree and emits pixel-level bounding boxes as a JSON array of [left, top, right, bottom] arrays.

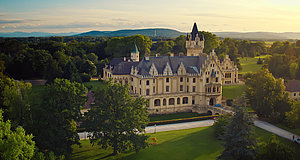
[[285, 101, 300, 128], [256, 134, 294, 160], [198, 31, 219, 53], [245, 68, 292, 122], [84, 81, 149, 155], [27, 78, 87, 157], [0, 77, 31, 127], [218, 97, 257, 160], [0, 109, 35, 160]]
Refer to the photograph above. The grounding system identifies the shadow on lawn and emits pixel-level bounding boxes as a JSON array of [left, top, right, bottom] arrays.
[[121, 127, 223, 160]]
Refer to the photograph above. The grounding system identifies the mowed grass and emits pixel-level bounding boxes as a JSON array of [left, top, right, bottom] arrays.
[[222, 84, 246, 99], [83, 80, 106, 92], [273, 123, 300, 136], [238, 55, 270, 75], [149, 112, 208, 122], [71, 126, 300, 160], [72, 127, 223, 160]]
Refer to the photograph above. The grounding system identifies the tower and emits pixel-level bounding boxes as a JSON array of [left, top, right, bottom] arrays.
[[131, 44, 139, 62], [186, 22, 205, 56]]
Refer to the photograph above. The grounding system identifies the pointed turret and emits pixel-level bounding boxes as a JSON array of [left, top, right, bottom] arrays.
[[131, 44, 139, 62], [191, 22, 199, 40], [186, 22, 204, 56]]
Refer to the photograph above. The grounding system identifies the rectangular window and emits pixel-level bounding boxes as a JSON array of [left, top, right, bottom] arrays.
[[187, 78, 189, 82], [140, 80, 142, 85], [146, 80, 149, 85], [131, 78, 133, 81], [131, 86, 133, 90], [225, 73, 231, 78], [206, 78, 209, 83], [153, 79, 155, 83], [180, 77, 183, 82], [166, 78, 169, 83], [140, 88, 141, 94], [216, 77, 218, 83], [153, 86, 155, 93], [193, 78, 196, 83], [180, 85, 183, 91], [166, 86, 169, 92], [187, 86, 189, 92], [146, 89, 150, 95], [193, 86, 196, 92]]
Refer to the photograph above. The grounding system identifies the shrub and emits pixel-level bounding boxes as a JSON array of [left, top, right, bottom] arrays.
[[80, 73, 91, 82]]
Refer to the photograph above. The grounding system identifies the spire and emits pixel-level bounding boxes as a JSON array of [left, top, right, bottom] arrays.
[[132, 44, 139, 53], [191, 22, 199, 41]]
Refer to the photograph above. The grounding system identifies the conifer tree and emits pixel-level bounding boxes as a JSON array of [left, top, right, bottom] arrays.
[[218, 97, 257, 160]]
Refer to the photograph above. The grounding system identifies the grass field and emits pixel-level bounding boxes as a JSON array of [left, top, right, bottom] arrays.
[[238, 56, 266, 75], [222, 84, 246, 99], [149, 112, 208, 122], [83, 80, 106, 92], [273, 123, 300, 136], [71, 126, 300, 160]]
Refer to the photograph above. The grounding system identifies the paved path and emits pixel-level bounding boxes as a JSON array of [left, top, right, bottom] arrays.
[[78, 119, 299, 142], [145, 120, 215, 133], [254, 119, 299, 141]]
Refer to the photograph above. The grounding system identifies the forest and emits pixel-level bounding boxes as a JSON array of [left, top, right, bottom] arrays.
[[1, 33, 300, 83]]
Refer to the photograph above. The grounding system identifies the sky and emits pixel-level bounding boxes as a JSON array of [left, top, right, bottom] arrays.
[[0, 0, 300, 33]]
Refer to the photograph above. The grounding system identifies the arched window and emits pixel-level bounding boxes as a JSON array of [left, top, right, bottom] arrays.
[[169, 98, 175, 105], [177, 98, 180, 104], [183, 97, 188, 104], [154, 99, 160, 106], [163, 99, 166, 106]]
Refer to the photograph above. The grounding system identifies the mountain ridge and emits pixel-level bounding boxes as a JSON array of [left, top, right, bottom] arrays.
[[1, 29, 300, 40]]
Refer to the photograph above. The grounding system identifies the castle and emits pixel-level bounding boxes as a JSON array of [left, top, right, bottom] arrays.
[[103, 23, 238, 114]]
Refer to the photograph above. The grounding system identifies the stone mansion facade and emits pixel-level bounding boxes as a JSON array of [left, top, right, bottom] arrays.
[[103, 23, 238, 114]]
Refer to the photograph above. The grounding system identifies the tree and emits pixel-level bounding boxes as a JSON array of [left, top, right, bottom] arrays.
[[105, 35, 152, 58], [285, 101, 300, 128], [173, 35, 186, 54], [26, 79, 87, 157], [0, 77, 31, 127], [198, 31, 219, 53], [84, 81, 149, 155], [245, 68, 292, 122], [218, 97, 257, 160], [256, 134, 294, 160], [0, 109, 35, 160], [213, 114, 232, 139]]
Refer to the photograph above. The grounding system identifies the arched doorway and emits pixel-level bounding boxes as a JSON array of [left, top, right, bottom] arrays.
[[207, 110, 212, 115], [209, 98, 215, 106]]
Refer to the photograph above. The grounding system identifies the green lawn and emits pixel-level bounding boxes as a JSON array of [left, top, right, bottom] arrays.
[[238, 55, 270, 75], [273, 123, 300, 136], [83, 80, 106, 92], [29, 85, 45, 106], [149, 112, 208, 122], [222, 84, 246, 99], [71, 126, 300, 160]]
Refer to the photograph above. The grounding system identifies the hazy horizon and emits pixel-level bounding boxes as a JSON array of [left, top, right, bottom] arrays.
[[1, 0, 300, 33]]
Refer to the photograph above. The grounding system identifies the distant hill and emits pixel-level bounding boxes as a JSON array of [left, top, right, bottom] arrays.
[[213, 32, 300, 40], [1, 29, 300, 40], [0, 32, 79, 37], [75, 28, 184, 38]]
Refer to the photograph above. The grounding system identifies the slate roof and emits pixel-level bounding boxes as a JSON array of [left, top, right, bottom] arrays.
[[186, 22, 204, 41], [285, 79, 300, 92], [191, 22, 199, 41], [110, 55, 208, 75], [132, 44, 139, 53]]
